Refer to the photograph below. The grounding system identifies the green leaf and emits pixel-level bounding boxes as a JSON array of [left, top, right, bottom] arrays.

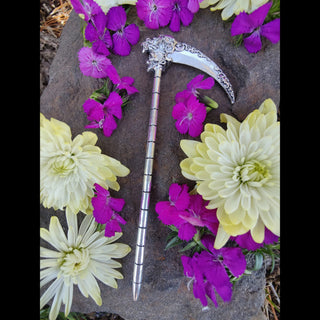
[[165, 235, 183, 250], [253, 252, 264, 271], [179, 241, 197, 252]]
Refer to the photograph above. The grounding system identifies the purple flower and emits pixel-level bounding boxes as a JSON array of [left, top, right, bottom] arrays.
[[92, 183, 126, 237], [117, 76, 139, 95], [231, 2, 280, 53], [156, 183, 190, 227], [181, 235, 246, 307], [155, 183, 219, 241], [186, 74, 215, 96], [178, 194, 219, 240], [78, 47, 120, 82], [187, 0, 204, 14], [172, 92, 206, 137], [106, 6, 140, 56], [169, 0, 194, 33], [232, 227, 279, 251], [85, 12, 113, 56], [70, 0, 102, 22], [83, 91, 123, 137], [136, 0, 172, 29]]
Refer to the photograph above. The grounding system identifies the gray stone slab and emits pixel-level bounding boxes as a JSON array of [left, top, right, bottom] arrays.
[[40, 6, 278, 320]]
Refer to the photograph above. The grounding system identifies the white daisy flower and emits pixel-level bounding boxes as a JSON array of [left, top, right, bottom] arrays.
[[40, 113, 130, 215], [180, 99, 279, 249], [40, 211, 131, 320]]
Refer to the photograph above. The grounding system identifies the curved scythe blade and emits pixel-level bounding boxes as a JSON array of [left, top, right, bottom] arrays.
[[168, 40, 235, 104]]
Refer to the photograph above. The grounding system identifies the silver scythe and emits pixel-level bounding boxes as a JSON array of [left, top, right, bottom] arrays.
[[133, 35, 235, 301]]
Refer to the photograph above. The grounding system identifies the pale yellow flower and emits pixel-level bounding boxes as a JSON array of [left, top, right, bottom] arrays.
[[40, 113, 130, 214], [93, 0, 137, 13], [180, 99, 279, 249], [200, 0, 268, 20], [40, 210, 131, 320]]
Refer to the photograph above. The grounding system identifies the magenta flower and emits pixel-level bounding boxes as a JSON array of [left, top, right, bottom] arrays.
[[232, 227, 279, 251], [172, 92, 206, 137], [187, 0, 204, 13], [92, 183, 126, 237], [117, 76, 139, 95], [181, 235, 246, 307], [169, 0, 194, 33], [155, 183, 219, 241], [231, 2, 280, 53], [156, 183, 190, 227], [78, 47, 120, 82], [70, 0, 102, 22], [106, 6, 140, 56], [85, 12, 112, 56], [136, 0, 172, 29], [83, 91, 123, 137], [186, 74, 215, 96]]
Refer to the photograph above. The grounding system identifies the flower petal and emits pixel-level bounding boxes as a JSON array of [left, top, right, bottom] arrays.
[[243, 30, 262, 53], [249, 1, 272, 29], [106, 6, 126, 31], [260, 18, 280, 44], [104, 92, 123, 119], [112, 32, 131, 56], [230, 11, 255, 36], [124, 24, 140, 45]]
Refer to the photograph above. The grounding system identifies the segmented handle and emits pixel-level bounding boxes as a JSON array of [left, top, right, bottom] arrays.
[[133, 67, 162, 301]]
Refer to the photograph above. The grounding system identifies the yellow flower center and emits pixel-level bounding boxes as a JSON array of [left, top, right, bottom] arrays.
[[233, 160, 271, 185], [52, 153, 76, 177], [59, 247, 90, 278]]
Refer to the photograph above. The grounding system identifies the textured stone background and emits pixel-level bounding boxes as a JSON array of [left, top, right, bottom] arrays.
[[40, 6, 279, 320]]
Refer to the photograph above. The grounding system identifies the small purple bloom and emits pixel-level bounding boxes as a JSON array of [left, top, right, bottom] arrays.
[[83, 91, 123, 137], [169, 0, 194, 33], [106, 6, 140, 56], [231, 2, 280, 53], [156, 184, 219, 241], [181, 234, 246, 307], [117, 76, 139, 95], [232, 227, 279, 251], [78, 46, 120, 82], [85, 12, 113, 56], [187, 0, 204, 14], [92, 183, 126, 237], [136, 0, 172, 29], [186, 74, 215, 96], [179, 194, 219, 237], [155, 183, 190, 227], [172, 93, 206, 137], [70, 0, 102, 21]]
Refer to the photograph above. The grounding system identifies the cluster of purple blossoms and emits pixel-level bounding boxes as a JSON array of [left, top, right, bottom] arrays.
[[70, 0, 140, 137], [156, 183, 279, 307], [71, 0, 140, 79], [91, 183, 127, 237], [172, 74, 214, 137], [136, 0, 204, 32], [82, 76, 138, 137], [181, 234, 246, 307], [156, 183, 219, 241]]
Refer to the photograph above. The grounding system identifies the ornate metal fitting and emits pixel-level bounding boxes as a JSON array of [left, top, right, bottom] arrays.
[[142, 35, 177, 72]]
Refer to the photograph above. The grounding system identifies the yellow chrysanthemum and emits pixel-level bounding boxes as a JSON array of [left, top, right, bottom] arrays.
[[200, 0, 268, 20], [40, 210, 131, 320], [40, 113, 130, 214], [180, 99, 279, 249]]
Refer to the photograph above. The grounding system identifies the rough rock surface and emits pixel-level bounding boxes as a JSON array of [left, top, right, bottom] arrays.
[[40, 7, 279, 320]]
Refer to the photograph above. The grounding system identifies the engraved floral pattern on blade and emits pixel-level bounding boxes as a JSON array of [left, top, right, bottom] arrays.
[[174, 41, 235, 104], [142, 35, 177, 71]]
